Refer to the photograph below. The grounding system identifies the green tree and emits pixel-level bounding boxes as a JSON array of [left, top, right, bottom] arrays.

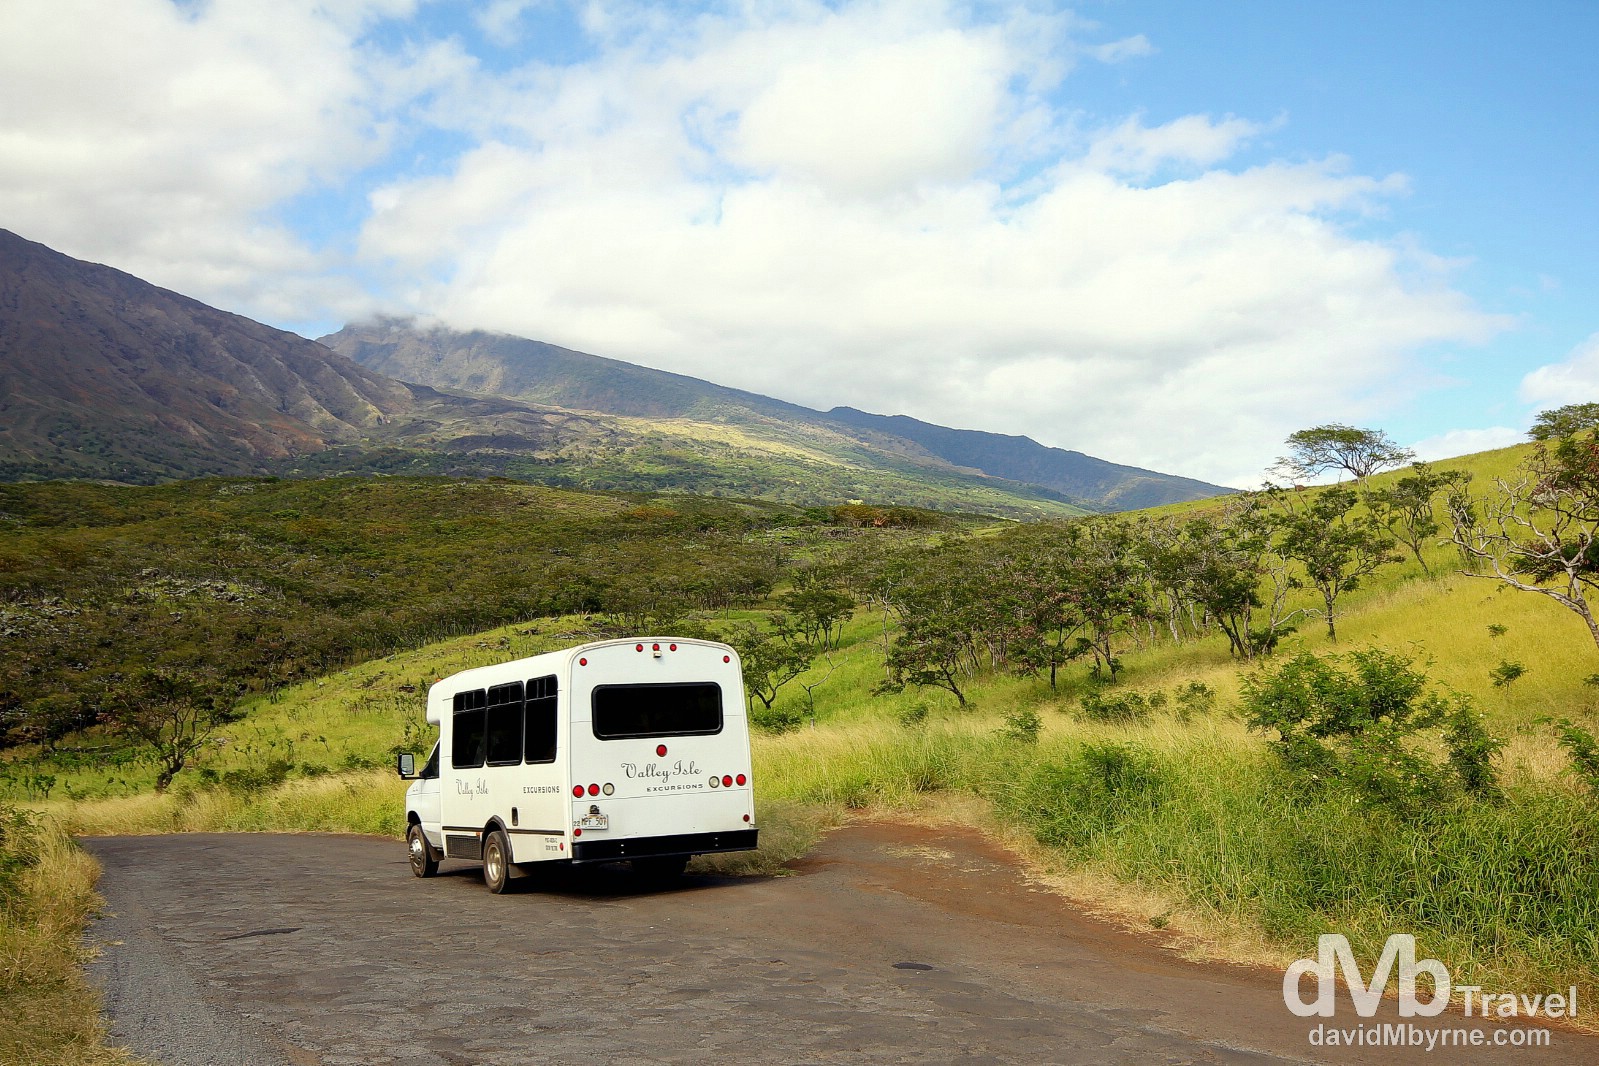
[[1530, 402, 1599, 441], [726, 617, 814, 711], [1366, 463, 1469, 577], [1270, 486, 1398, 641], [1060, 519, 1149, 680], [1275, 424, 1414, 483], [779, 572, 855, 651], [102, 668, 242, 792], [875, 542, 988, 705]]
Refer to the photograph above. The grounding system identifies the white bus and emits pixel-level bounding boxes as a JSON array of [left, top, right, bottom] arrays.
[[396, 637, 758, 892]]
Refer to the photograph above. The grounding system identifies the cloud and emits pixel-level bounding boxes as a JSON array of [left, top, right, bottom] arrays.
[[1, 0, 1510, 486], [1520, 333, 1599, 410], [353, 4, 1502, 486], [0, 0, 414, 321]]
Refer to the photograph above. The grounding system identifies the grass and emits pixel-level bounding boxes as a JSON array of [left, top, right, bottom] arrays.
[[0, 806, 142, 1066], [12, 437, 1599, 1056]]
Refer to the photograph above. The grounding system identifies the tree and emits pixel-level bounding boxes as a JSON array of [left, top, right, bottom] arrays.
[[1366, 463, 1469, 577], [102, 668, 242, 792], [1447, 424, 1599, 651], [1275, 424, 1415, 483], [1001, 530, 1087, 688], [875, 542, 988, 705], [1270, 485, 1398, 641], [779, 572, 855, 651], [1169, 502, 1303, 660], [1060, 519, 1149, 680], [726, 617, 814, 711], [1530, 402, 1599, 441]]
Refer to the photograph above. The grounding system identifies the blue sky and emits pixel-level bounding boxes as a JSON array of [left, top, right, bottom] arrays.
[[3, 0, 1596, 486]]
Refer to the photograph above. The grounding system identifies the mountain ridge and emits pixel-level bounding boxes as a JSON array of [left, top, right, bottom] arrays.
[[322, 319, 1233, 511]]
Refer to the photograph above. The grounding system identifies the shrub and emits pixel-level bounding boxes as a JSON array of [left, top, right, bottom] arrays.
[[1000, 707, 1041, 744], [220, 757, 294, 795], [751, 703, 804, 734], [0, 803, 41, 910], [897, 702, 931, 727], [1171, 681, 1217, 722], [1550, 719, 1599, 794], [1077, 690, 1150, 725], [1241, 649, 1503, 812]]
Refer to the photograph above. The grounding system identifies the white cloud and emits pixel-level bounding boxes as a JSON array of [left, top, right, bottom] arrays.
[[1520, 333, 1599, 410], [354, 1, 1503, 486], [0, 0, 415, 321]]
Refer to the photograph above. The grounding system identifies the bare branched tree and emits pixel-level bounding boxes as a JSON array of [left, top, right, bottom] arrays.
[[1447, 430, 1599, 651]]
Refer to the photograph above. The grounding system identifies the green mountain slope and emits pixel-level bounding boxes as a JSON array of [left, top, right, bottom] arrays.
[[321, 319, 1232, 511]]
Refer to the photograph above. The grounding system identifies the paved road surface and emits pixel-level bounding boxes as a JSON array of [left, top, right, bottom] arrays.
[[83, 824, 1591, 1065]]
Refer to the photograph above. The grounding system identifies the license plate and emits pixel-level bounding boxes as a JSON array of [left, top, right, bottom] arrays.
[[579, 813, 609, 830]]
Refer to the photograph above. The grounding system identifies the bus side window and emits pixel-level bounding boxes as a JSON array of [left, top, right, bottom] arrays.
[[485, 681, 524, 766], [525, 674, 558, 764], [452, 689, 488, 769], [421, 743, 440, 780]]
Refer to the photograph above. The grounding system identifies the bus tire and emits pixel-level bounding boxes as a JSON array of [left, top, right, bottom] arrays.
[[407, 823, 438, 878], [483, 830, 513, 894]]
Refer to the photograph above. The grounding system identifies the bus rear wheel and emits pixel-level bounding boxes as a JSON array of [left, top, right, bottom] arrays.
[[483, 830, 514, 894]]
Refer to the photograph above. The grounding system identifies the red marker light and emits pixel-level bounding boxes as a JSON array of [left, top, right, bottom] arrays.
[[652, 643, 660, 651], [743, 814, 751, 823], [723, 655, 730, 663], [736, 774, 746, 786], [579, 657, 587, 666], [572, 785, 584, 797], [573, 827, 582, 837], [588, 783, 599, 796], [656, 744, 668, 757], [722, 775, 733, 787], [669, 643, 677, 651], [636, 643, 644, 652]]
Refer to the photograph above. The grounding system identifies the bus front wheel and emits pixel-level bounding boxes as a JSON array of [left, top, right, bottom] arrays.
[[408, 823, 438, 878]]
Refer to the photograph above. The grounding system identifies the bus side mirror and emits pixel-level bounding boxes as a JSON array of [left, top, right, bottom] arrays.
[[396, 752, 415, 779]]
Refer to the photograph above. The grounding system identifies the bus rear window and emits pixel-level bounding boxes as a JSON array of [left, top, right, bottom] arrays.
[[591, 683, 723, 740]]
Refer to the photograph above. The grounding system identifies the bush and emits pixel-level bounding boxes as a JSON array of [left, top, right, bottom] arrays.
[[1171, 682, 1216, 722], [1077, 690, 1151, 725], [1000, 707, 1041, 744], [751, 703, 804, 734], [897, 702, 930, 728], [220, 757, 294, 795], [1550, 719, 1599, 794], [1241, 649, 1502, 812]]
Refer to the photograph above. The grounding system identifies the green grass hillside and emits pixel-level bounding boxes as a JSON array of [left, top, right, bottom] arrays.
[[9, 438, 1599, 1061]]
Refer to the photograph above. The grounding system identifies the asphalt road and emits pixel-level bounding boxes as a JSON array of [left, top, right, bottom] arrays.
[[82, 823, 1593, 1065]]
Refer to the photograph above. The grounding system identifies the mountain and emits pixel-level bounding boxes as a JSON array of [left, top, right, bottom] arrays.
[[0, 229, 620, 482], [0, 228, 1226, 517], [323, 319, 1232, 511], [822, 408, 1228, 512]]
